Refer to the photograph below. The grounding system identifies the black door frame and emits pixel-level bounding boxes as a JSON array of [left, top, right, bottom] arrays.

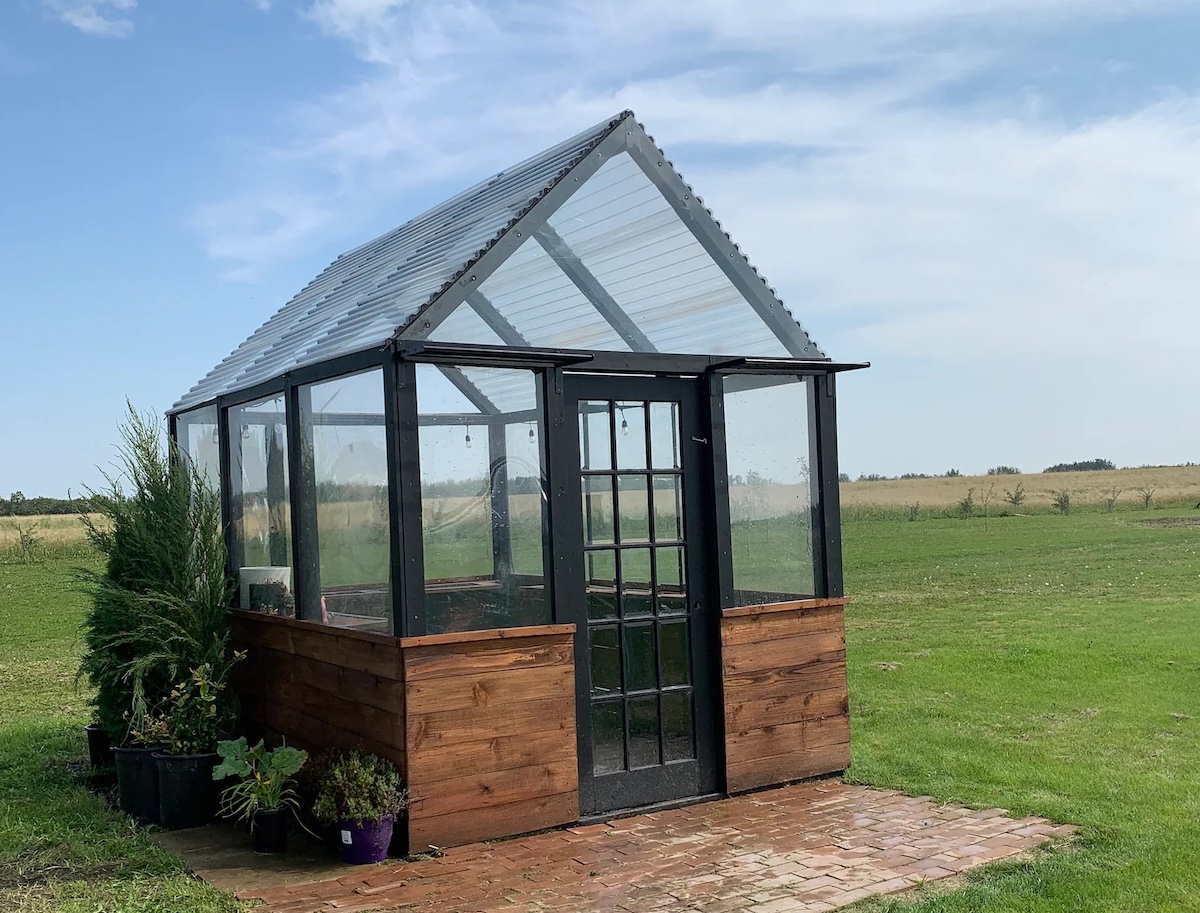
[[549, 372, 724, 816]]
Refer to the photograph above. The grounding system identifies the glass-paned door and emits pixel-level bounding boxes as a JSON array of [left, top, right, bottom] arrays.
[[564, 374, 720, 815]]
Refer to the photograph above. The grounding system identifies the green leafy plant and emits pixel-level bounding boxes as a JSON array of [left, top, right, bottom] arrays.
[[957, 488, 975, 518], [213, 738, 308, 824], [129, 656, 244, 753], [161, 658, 244, 755], [77, 403, 235, 743], [1004, 482, 1027, 510], [1052, 489, 1072, 515], [15, 522, 41, 563], [1103, 487, 1123, 513], [310, 749, 408, 827]]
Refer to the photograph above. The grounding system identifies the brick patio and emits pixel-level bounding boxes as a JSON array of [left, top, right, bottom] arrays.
[[234, 781, 1074, 913]]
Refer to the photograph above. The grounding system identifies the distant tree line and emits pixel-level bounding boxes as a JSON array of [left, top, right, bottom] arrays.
[[1044, 458, 1116, 473], [0, 492, 81, 516], [839, 459, 1142, 481]]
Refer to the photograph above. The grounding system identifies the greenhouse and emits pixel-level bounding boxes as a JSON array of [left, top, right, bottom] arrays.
[[169, 111, 866, 850]]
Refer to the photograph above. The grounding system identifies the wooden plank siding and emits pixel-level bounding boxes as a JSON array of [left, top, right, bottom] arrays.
[[228, 611, 407, 775], [402, 626, 579, 851], [720, 598, 852, 793]]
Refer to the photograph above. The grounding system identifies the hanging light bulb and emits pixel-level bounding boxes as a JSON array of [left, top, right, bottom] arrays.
[[210, 427, 219, 445], [465, 427, 473, 449], [621, 416, 629, 436], [528, 424, 536, 443]]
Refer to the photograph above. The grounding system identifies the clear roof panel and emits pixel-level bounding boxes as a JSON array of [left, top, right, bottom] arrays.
[[175, 112, 824, 413], [427, 151, 790, 357], [433, 235, 633, 351], [547, 154, 790, 356]]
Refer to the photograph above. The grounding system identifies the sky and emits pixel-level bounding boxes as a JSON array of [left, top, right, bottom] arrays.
[[1, 0, 1199, 497]]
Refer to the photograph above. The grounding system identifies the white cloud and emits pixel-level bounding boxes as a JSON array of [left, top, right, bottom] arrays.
[[196, 0, 1200, 467], [45, 0, 136, 37]]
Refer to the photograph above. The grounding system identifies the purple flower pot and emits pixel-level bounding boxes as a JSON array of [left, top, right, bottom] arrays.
[[337, 814, 394, 865]]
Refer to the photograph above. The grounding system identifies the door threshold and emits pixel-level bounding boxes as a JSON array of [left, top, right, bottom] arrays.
[[578, 791, 725, 826]]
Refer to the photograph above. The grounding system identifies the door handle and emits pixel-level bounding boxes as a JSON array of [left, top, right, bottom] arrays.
[[691, 436, 708, 444]]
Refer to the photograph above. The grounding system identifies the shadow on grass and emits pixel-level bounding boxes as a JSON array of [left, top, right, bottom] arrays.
[[0, 720, 243, 912]]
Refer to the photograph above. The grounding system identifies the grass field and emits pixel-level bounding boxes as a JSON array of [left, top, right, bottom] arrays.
[[0, 504, 1197, 910]]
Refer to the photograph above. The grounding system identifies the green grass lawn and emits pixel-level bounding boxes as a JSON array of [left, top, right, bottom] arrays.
[[0, 558, 243, 912], [0, 508, 1197, 910], [844, 510, 1200, 912]]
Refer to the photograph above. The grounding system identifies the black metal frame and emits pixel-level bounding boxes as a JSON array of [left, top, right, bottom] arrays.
[[554, 373, 722, 815], [169, 341, 856, 817], [169, 342, 856, 636]]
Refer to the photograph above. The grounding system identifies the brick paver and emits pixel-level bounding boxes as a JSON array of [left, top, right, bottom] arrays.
[[239, 781, 1075, 913]]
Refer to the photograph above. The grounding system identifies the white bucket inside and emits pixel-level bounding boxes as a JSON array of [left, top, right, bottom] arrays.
[[239, 566, 292, 611]]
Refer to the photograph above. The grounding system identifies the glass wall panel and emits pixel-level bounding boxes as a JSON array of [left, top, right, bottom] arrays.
[[175, 405, 221, 494], [416, 364, 549, 634], [228, 394, 292, 612], [296, 369, 392, 633], [722, 375, 820, 604]]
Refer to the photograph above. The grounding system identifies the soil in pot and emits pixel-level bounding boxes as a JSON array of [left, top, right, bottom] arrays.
[[85, 724, 113, 769], [113, 745, 162, 823], [252, 808, 289, 854], [155, 752, 218, 830], [338, 814, 394, 865]]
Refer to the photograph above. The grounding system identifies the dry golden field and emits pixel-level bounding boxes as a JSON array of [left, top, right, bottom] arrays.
[[0, 513, 98, 552], [839, 465, 1200, 511], [3, 464, 1197, 556]]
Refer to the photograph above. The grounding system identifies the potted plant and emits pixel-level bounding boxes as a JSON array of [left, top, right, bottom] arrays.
[[311, 749, 408, 865], [213, 737, 308, 854], [153, 656, 243, 830], [76, 405, 235, 825], [111, 703, 167, 824], [85, 718, 113, 769]]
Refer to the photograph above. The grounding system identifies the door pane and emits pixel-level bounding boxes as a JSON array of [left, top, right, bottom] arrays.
[[580, 401, 612, 471], [586, 550, 618, 621], [649, 401, 680, 470], [617, 475, 650, 542], [628, 697, 661, 769], [592, 702, 624, 775], [660, 621, 691, 687], [662, 692, 695, 762], [655, 546, 687, 616], [590, 626, 621, 695], [621, 548, 653, 618], [652, 475, 682, 542], [582, 476, 615, 544], [615, 402, 647, 469], [624, 623, 656, 693]]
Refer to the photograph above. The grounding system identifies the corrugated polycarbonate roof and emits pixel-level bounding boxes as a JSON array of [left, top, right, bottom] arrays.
[[175, 111, 824, 412]]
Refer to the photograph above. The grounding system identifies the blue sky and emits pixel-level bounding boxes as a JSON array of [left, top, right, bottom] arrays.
[[1, 0, 1198, 496]]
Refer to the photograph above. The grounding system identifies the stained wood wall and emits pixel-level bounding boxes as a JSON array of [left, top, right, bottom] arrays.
[[402, 625, 579, 851], [720, 598, 851, 793], [229, 611, 407, 774]]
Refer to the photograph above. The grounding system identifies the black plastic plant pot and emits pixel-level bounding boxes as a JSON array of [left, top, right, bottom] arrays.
[[85, 723, 113, 769], [154, 752, 218, 830], [113, 745, 162, 823], [252, 808, 288, 854]]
